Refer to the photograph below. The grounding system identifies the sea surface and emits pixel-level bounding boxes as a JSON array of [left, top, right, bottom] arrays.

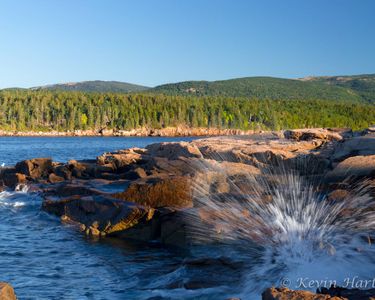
[[0, 137, 237, 300], [0, 136, 198, 166]]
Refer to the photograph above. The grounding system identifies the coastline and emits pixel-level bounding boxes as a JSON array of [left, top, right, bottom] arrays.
[[0, 127, 256, 137]]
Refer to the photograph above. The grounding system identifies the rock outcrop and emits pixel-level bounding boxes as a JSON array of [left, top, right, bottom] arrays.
[[0, 127, 374, 248], [262, 286, 375, 300], [262, 287, 344, 299], [0, 282, 17, 300]]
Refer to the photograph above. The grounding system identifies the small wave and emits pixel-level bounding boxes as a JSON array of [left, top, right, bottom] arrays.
[[0, 191, 26, 208], [0, 185, 39, 208], [15, 184, 30, 193]]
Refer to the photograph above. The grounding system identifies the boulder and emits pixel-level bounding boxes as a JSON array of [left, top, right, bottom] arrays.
[[332, 135, 375, 162], [15, 157, 52, 179], [48, 173, 65, 183], [284, 128, 343, 141], [149, 157, 199, 177], [0, 168, 27, 188], [326, 155, 375, 182], [0, 282, 17, 300], [66, 160, 115, 179], [97, 148, 145, 170], [146, 142, 203, 160], [53, 164, 72, 180], [194, 136, 326, 167], [43, 194, 154, 236], [112, 175, 192, 208], [123, 167, 148, 180]]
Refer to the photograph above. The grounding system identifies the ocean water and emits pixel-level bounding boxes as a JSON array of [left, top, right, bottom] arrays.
[[0, 136, 198, 166], [0, 137, 238, 300]]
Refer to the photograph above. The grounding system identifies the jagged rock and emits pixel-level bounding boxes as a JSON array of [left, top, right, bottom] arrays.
[[123, 167, 148, 180], [284, 128, 343, 141], [0, 168, 27, 188], [112, 175, 192, 208], [262, 287, 345, 300], [43, 194, 154, 236], [53, 164, 72, 180], [67, 160, 115, 178], [0, 282, 17, 300], [332, 134, 375, 162], [146, 142, 203, 160], [326, 155, 375, 182], [193, 136, 325, 167], [319, 286, 375, 299], [7, 129, 375, 251], [43, 192, 190, 246], [15, 157, 52, 179], [48, 173, 65, 183], [97, 148, 145, 170]]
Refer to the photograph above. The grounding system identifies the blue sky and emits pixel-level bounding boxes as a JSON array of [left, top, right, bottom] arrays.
[[0, 0, 374, 88]]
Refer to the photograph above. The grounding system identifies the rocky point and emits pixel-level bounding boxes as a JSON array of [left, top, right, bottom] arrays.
[[0, 127, 374, 299]]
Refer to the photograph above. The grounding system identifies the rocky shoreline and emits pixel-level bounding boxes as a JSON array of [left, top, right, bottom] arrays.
[[1, 127, 375, 299], [0, 126, 255, 137]]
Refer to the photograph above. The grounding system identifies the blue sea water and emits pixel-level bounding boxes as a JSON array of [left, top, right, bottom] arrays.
[[0, 137, 238, 300], [0, 136, 198, 166]]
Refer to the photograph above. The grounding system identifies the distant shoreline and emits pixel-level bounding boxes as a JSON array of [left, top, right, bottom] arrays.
[[0, 127, 256, 137]]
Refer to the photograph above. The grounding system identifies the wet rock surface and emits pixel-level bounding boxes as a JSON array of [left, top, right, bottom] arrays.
[[0, 128, 374, 247]]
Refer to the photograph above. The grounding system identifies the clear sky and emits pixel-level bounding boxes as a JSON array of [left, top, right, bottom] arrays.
[[0, 0, 374, 88]]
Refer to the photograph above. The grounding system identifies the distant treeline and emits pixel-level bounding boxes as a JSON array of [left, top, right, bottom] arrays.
[[0, 90, 374, 131]]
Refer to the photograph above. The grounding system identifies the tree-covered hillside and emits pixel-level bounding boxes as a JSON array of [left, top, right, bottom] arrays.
[[301, 74, 375, 103], [0, 90, 373, 132], [33, 80, 149, 93], [151, 76, 367, 102], [7, 74, 374, 103]]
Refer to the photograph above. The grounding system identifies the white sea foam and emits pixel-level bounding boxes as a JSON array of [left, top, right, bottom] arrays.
[[185, 161, 375, 299], [0, 185, 31, 208]]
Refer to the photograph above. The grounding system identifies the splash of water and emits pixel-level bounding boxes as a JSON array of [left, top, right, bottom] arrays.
[[185, 159, 375, 297], [0, 184, 31, 208]]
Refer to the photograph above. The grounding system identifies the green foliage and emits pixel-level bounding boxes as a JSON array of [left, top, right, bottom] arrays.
[[0, 90, 374, 132], [303, 74, 375, 103], [151, 76, 370, 102]]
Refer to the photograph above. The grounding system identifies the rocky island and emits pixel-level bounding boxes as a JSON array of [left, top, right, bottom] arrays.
[[0, 127, 374, 299]]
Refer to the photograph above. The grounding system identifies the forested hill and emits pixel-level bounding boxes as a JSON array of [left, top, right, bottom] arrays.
[[300, 74, 375, 103], [32, 80, 150, 93], [151, 76, 373, 103], [6, 74, 374, 103]]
